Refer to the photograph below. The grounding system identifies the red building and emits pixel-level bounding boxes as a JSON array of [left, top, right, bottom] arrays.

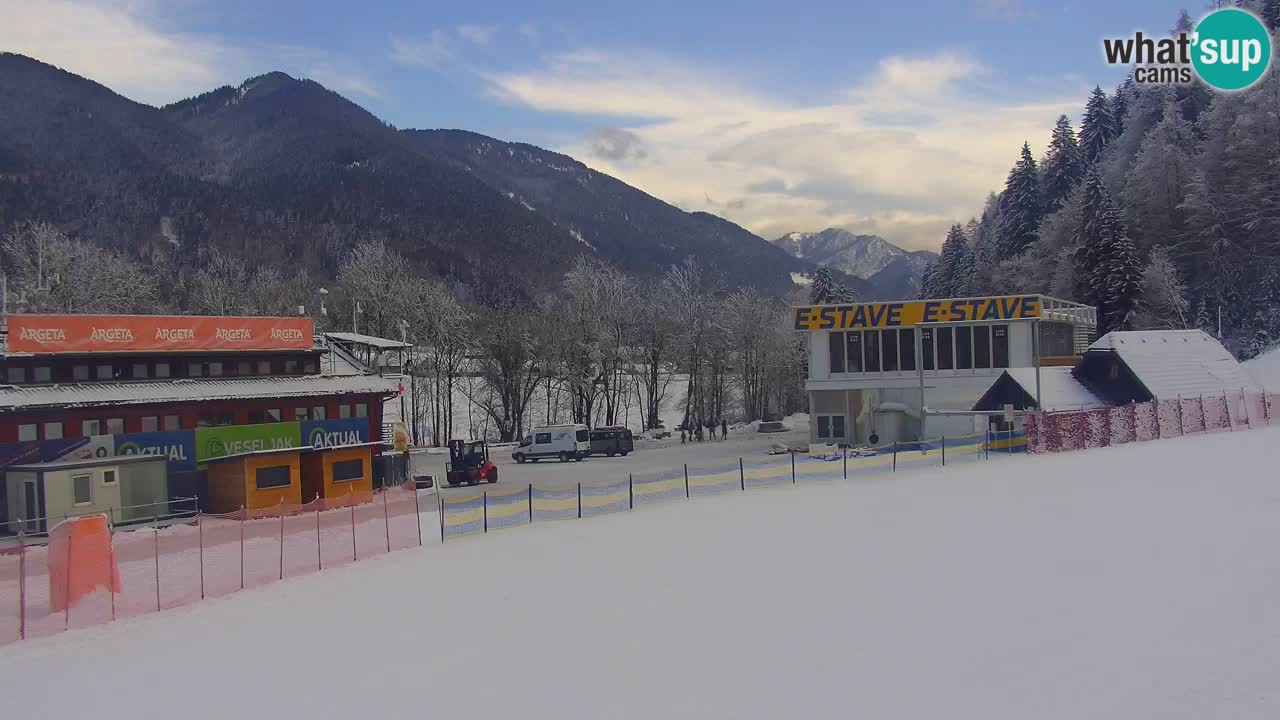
[[0, 314, 401, 520]]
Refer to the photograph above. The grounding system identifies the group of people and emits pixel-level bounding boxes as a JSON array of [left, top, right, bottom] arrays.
[[681, 417, 729, 443]]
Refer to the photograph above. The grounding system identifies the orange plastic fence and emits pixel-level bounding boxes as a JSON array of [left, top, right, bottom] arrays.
[[47, 515, 119, 612]]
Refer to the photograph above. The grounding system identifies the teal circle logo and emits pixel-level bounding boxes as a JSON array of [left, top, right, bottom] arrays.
[[1192, 9, 1271, 91]]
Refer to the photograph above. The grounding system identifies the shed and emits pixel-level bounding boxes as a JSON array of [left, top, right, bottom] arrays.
[[205, 446, 308, 513], [4, 454, 169, 533], [1074, 330, 1258, 404], [973, 367, 1108, 413], [300, 443, 376, 503]]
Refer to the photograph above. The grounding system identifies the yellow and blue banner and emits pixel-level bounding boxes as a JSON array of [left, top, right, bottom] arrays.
[[793, 295, 1041, 331]]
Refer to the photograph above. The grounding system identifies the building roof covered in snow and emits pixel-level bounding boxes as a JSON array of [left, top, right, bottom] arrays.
[[0, 373, 399, 411], [973, 367, 1108, 412], [1074, 330, 1257, 404], [324, 332, 411, 350]]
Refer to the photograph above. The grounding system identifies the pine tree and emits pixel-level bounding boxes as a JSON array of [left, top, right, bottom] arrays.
[[998, 142, 1042, 257], [1080, 86, 1119, 165], [933, 224, 975, 297], [918, 261, 936, 299], [1111, 77, 1133, 138], [1123, 99, 1196, 250], [809, 267, 838, 304], [1075, 170, 1139, 334], [1041, 115, 1083, 214], [1105, 228, 1143, 332], [1264, 0, 1280, 32]]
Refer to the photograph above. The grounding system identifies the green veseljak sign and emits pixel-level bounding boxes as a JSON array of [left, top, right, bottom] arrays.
[[195, 422, 301, 464]]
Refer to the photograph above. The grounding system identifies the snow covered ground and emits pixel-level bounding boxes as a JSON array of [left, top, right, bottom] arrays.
[[3, 427, 1278, 719]]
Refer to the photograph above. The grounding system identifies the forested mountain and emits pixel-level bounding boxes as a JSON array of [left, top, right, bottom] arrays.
[[918, 7, 1280, 359], [0, 53, 804, 306], [771, 229, 935, 299]]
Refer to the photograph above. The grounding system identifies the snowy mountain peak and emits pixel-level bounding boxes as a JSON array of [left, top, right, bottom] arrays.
[[772, 228, 937, 299]]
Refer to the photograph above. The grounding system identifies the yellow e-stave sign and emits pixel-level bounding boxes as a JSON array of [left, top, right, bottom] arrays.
[[793, 296, 1041, 331]]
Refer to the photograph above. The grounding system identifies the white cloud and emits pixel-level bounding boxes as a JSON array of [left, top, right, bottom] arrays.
[[457, 24, 497, 45], [0, 0, 232, 104], [485, 48, 1083, 250], [391, 31, 453, 69]]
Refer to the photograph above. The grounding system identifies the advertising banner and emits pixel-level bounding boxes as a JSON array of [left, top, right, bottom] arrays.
[[301, 418, 371, 449], [115, 431, 197, 472], [195, 422, 302, 464], [792, 295, 1042, 331], [6, 314, 313, 354]]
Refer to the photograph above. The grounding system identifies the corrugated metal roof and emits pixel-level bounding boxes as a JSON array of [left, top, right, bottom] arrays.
[[325, 332, 411, 349], [0, 374, 399, 411], [1087, 330, 1258, 400], [1002, 367, 1107, 411]]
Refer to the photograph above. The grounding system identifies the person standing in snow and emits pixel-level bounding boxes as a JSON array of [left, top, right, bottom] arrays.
[[721, 417, 728, 440]]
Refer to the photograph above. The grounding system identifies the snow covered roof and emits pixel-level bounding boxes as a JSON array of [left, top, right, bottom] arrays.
[[0, 374, 399, 411], [1243, 345, 1280, 391], [324, 332, 411, 349], [1002, 367, 1107, 411], [1086, 330, 1258, 400]]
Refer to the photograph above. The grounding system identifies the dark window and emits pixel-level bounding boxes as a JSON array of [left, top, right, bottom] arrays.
[[257, 361, 271, 375], [188, 362, 203, 378], [197, 414, 213, 428], [141, 416, 159, 432], [73, 365, 90, 381], [255, 465, 292, 490], [974, 326, 992, 369], [106, 418, 125, 435], [992, 325, 1009, 368], [102, 470, 117, 485], [34, 366, 52, 383], [285, 359, 299, 374], [881, 329, 898, 372], [311, 406, 326, 421], [295, 408, 309, 422], [217, 412, 234, 427], [73, 474, 92, 504], [937, 327, 954, 370], [43, 422, 63, 440], [132, 363, 148, 379], [355, 404, 368, 418], [248, 410, 266, 424], [898, 330, 915, 371], [238, 361, 252, 376], [817, 416, 831, 439], [155, 362, 170, 379], [865, 330, 881, 372], [845, 331, 862, 373], [208, 362, 223, 377], [535, 433, 551, 444], [828, 332, 845, 374], [304, 359, 318, 373], [576, 429, 589, 442], [332, 459, 364, 482], [96, 364, 113, 380], [163, 415, 181, 431], [339, 405, 352, 419], [6, 367, 25, 383], [82, 419, 101, 436], [956, 326, 973, 370], [17, 424, 37, 441], [922, 328, 935, 371]]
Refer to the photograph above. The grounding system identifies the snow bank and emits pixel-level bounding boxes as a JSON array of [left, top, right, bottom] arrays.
[[1244, 344, 1280, 389], [3, 429, 1278, 719]]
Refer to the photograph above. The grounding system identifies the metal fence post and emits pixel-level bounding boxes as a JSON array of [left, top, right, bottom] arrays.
[[1199, 394, 1209, 432], [17, 534, 25, 640], [350, 491, 357, 561], [941, 437, 946, 466], [1240, 388, 1251, 429], [790, 451, 796, 484], [383, 489, 391, 552], [739, 459, 745, 491], [528, 483, 534, 523], [239, 506, 245, 590], [1176, 395, 1186, 436], [842, 448, 847, 479], [279, 505, 285, 581], [577, 483, 582, 518], [684, 464, 690, 497], [412, 480, 422, 547], [199, 514, 205, 599], [892, 442, 898, 472], [1130, 402, 1138, 442], [1224, 391, 1235, 432], [483, 492, 489, 533], [984, 427, 990, 459], [629, 475, 634, 508], [315, 499, 322, 571], [153, 520, 161, 612]]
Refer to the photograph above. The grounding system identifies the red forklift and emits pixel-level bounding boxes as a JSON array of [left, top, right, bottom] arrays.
[[445, 439, 498, 487]]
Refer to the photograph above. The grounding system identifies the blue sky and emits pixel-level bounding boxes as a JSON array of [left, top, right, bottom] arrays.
[[3, 0, 1191, 249]]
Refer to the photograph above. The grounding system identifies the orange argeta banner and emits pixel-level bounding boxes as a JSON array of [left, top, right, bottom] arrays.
[[6, 314, 314, 354]]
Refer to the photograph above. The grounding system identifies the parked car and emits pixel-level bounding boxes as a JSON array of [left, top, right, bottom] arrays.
[[512, 424, 590, 463], [589, 426, 634, 457]]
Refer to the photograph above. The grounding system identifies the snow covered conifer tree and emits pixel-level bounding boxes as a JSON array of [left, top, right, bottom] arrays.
[[1041, 115, 1083, 215], [1104, 225, 1142, 332], [998, 142, 1041, 257], [934, 224, 974, 297], [1080, 86, 1119, 165], [918, 261, 936, 299], [809, 267, 839, 304]]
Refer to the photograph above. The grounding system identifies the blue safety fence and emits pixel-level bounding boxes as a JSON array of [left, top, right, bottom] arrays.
[[437, 432, 1014, 541]]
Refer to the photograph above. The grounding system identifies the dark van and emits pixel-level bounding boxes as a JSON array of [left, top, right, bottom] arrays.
[[589, 426, 634, 457]]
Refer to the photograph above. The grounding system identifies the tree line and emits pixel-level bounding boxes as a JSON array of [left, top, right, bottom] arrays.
[[918, 4, 1280, 358], [1, 223, 806, 444]]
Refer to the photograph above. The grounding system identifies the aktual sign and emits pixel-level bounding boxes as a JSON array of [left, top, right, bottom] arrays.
[[6, 314, 313, 354], [793, 296, 1042, 331], [302, 418, 370, 450], [195, 422, 301, 464], [116, 431, 197, 472]]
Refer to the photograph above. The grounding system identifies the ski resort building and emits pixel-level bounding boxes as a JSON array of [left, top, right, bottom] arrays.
[[0, 314, 401, 528], [796, 295, 1098, 447]]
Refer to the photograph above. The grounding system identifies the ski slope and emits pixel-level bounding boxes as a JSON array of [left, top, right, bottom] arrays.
[[3, 428, 1279, 719]]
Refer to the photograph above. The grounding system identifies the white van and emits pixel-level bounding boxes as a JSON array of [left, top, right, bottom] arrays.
[[512, 424, 590, 463]]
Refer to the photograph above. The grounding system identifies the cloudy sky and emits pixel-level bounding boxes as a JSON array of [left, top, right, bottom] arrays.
[[2, 0, 1177, 250]]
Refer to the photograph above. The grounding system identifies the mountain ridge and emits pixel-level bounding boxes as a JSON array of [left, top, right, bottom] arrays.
[[771, 228, 936, 299]]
